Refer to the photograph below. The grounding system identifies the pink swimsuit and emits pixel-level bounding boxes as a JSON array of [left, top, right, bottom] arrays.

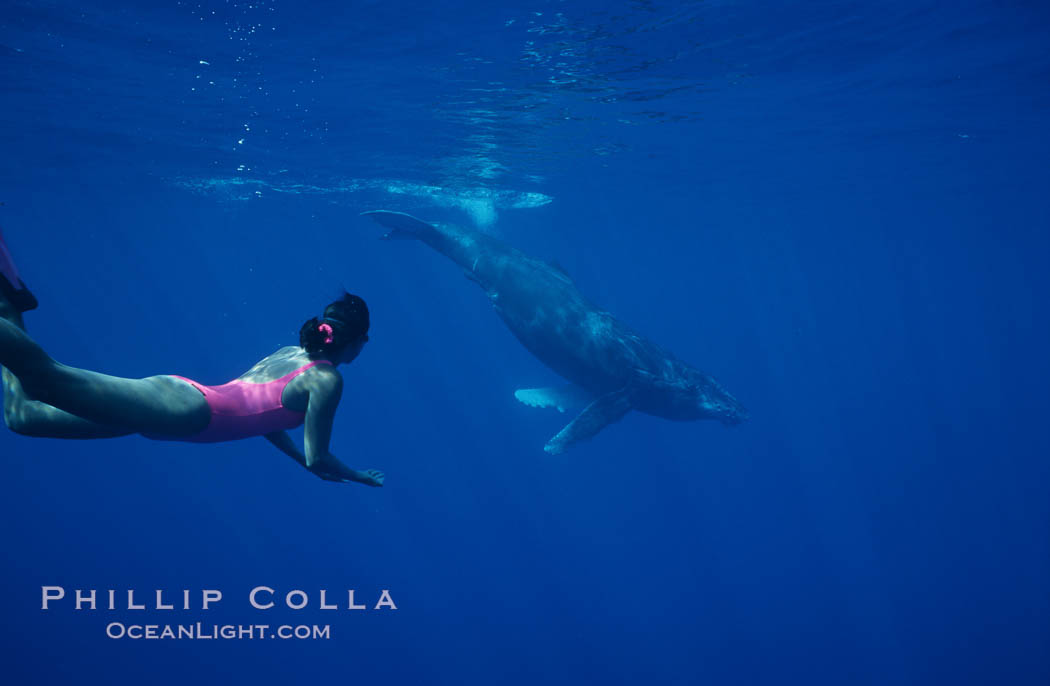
[[154, 360, 332, 443]]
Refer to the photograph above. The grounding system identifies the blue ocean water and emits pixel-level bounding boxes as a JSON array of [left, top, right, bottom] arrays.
[[1, 0, 1048, 683]]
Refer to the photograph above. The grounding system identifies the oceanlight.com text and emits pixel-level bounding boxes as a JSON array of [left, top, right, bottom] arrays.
[[105, 622, 331, 640]]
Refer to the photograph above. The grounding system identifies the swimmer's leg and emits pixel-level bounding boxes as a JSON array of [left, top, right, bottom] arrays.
[[0, 267, 135, 438], [0, 302, 208, 439], [0, 229, 206, 438], [0, 301, 138, 439], [3, 367, 133, 438]]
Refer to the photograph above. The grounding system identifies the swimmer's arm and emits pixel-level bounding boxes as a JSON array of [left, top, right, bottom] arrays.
[[264, 431, 308, 469], [302, 368, 343, 469], [264, 430, 375, 485], [302, 369, 385, 487]]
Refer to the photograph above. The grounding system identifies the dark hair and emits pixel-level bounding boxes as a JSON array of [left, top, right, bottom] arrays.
[[299, 293, 370, 356]]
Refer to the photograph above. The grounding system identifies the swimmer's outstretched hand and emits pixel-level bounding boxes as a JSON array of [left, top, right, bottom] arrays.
[[314, 467, 383, 487], [352, 469, 385, 488], [307, 453, 384, 487]]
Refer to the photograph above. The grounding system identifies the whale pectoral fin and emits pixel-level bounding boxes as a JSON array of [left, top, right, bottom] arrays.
[[543, 388, 633, 455], [514, 385, 591, 413], [361, 210, 437, 240]]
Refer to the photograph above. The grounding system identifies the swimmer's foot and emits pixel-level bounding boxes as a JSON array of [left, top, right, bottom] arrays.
[[0, 227, 38, 313]]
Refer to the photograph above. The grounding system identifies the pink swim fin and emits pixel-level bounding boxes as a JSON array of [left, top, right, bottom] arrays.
[[0, 227, 38, 312]]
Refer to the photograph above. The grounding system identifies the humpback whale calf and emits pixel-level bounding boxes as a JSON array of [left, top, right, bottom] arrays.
[[362, 211, 748, 454]]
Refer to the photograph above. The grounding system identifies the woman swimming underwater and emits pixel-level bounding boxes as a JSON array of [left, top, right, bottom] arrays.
[[0, 228, 383, 487]]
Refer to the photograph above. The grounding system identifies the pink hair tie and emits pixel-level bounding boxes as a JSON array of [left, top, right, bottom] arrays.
[[318, 322, 334, 344]]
